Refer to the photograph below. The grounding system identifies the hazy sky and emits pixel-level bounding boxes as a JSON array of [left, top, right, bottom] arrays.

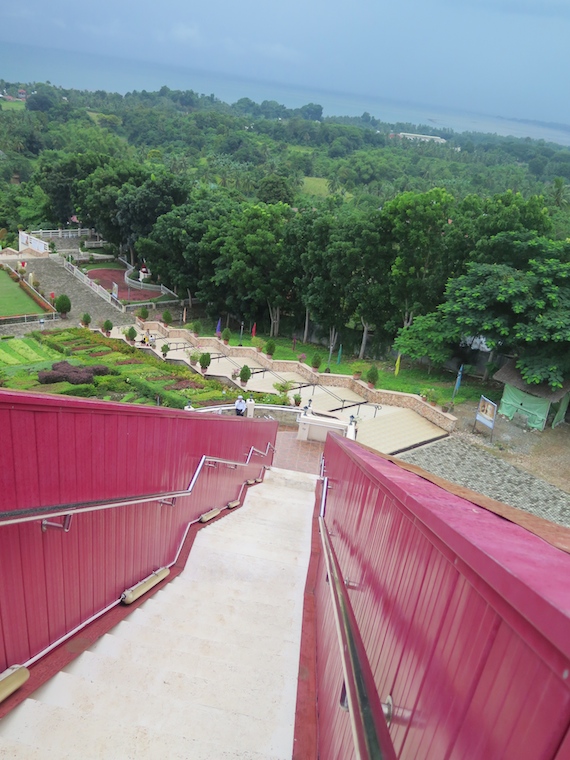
[[3, 0, 570, 123]]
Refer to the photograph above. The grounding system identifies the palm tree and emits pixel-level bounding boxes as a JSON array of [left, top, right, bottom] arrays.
[[551, 177, 570, 209]]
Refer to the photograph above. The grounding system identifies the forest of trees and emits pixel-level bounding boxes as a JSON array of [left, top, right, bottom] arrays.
[[1, 79, 569, 388]]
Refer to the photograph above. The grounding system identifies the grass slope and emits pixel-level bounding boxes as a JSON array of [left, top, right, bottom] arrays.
[[0, 270, 44, 316]]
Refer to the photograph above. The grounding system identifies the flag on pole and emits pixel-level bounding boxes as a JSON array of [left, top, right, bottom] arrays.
[[336, 344, 342, 364], [215, 318, 221, 335], [251, 323, 256, 338], [394, 353, 401, 376]]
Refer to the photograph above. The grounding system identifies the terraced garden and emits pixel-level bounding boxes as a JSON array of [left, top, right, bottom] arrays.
[[0, 329, 282, 408]]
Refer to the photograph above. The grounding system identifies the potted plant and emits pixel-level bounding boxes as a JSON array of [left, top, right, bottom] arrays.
[[252, 336, 264, 352], [351, 361, 367, 380], [311, 353, 322, 372], [421, 388, 437, 405], [298, 353, 306, 364], [221, 327, 231, 345], [366, 365, 379, 388], [231, 368, 240, 381], [239, 364, 251, 386], [191, 319, 202, 337], [162, 310, 173, 327], [265, 339, 276, 358], [161, 343, 170, 359], [441, 401, 454, 414], [126, 326, 137, 343], [102, 319, 113, 337], [137, 306, 149, 321], [293, 393, 302, 407], [199, 352, 211, 373], [188, 350, 200, 366], [81, 313, 91, 328], [54, 294, 71, 319]]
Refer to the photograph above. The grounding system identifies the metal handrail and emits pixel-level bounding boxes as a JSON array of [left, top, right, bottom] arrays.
[[0, 443, 275, 528], [319, 516, 397, 760]]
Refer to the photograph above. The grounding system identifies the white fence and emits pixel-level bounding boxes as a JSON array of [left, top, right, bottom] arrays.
[[63, 260, 125, 313], [118, 256, 180, 300], [31, 228, 93, 239], [18, 232, 49, 254]]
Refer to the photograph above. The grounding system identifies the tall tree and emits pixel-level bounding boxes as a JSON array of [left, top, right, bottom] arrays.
[[382, 187, 455, 328]]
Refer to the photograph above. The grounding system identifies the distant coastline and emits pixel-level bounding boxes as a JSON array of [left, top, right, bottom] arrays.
[[3, 40, 570, 147]]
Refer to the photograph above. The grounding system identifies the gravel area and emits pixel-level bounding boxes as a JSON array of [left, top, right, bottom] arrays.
[[398, 435, 570, 528]]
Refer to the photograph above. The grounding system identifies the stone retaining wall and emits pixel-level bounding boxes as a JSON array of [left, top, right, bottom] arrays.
[[139, 324, 457, 432]]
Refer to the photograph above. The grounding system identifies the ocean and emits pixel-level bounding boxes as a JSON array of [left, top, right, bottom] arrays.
[[2, 41, 570, 146]]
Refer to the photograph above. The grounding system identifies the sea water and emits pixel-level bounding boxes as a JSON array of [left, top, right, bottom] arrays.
[[2, 41, 570, 146]]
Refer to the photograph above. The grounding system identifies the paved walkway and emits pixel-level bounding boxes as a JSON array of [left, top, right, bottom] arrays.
[[0, 258, 132, 337], [398, 437, 570, 528]]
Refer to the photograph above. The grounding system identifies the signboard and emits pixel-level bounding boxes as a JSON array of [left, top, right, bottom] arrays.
[[473, 396, 498, 439]]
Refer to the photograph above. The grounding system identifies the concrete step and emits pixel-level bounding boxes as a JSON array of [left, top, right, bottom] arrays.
[[0, 469, 317, 759], [0, 694, 286, 759]]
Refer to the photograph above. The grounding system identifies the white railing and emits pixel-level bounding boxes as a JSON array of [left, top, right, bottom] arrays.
[[63, 260, 125, 312], [119, 255, 180, 300], [31, 228, 93, 239], [18, 231, 49, 254]]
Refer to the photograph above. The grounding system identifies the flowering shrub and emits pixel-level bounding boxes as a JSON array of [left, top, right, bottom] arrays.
[[298, 353, 306, 362], [39, 361, 104, 385]]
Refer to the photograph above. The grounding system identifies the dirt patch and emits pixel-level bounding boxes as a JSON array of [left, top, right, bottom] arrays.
[[451, 402, 570, 494], [116, 359, 143, 365]]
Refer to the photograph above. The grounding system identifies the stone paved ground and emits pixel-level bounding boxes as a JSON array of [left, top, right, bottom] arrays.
[[0, 258, 133, 336], [398, 436, 570, 528]]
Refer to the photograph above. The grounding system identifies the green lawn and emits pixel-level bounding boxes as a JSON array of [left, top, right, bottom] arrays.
[[0, 270, 44, 316], [81, 262, 126, 271], [302, 177, 330, 196], [1, 100, 25, 111]]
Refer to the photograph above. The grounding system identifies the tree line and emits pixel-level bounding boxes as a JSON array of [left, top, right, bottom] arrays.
[[1, 81, 570, 386]]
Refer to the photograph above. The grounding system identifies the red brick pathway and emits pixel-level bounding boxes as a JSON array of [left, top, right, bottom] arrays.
[[273, 429, 324, 474]]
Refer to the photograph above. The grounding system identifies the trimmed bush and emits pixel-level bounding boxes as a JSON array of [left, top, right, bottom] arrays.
[[221, 327, 231, 342], [240, 365, 251, 383], [55, 294, 71, 317], [102, 319, 113, 333], [138, 306, 149, 320], [311, 353, 322, 370], [367, 365, 379, 386], [265, 340, 276, 356], [162, 310, 173, 326], [81, 313, 92, 327], [199, 352, 211, 370]]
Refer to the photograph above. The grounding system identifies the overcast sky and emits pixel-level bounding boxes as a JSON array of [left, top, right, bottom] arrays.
[[3, 0, 570, 123]]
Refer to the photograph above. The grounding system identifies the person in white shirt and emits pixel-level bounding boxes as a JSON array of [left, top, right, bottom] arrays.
[[234, 395, 246, 416]]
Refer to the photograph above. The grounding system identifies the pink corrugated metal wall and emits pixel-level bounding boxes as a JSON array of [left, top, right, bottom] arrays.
[[0, 391, 276, 671], [316, 434, 570, 760]]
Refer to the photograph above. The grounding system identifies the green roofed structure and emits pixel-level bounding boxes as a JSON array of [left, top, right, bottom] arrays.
[[494, 360, 570, 431]]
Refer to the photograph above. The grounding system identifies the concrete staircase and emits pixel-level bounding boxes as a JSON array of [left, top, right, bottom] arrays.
[[0, 468, 318, 760]]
